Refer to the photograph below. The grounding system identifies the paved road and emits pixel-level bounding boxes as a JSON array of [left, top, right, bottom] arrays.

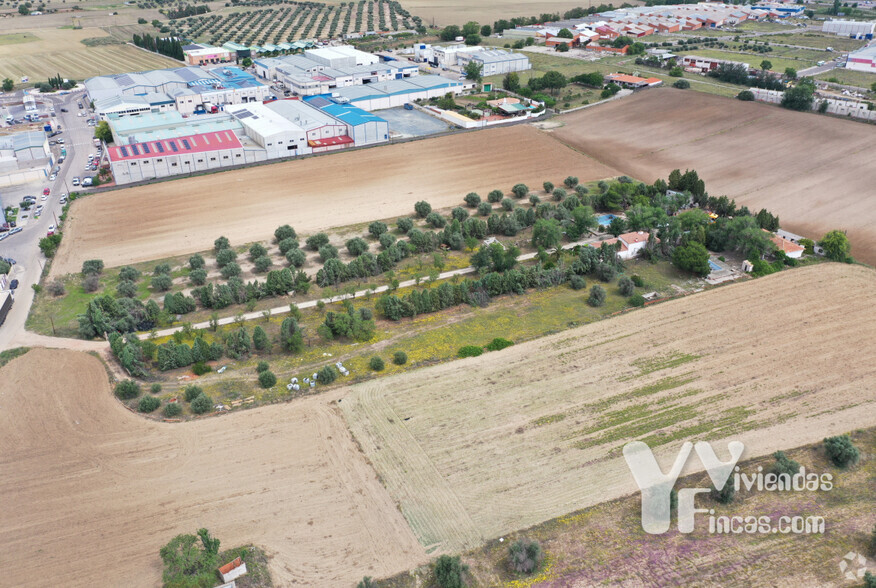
[[0, 87, 95, 351]]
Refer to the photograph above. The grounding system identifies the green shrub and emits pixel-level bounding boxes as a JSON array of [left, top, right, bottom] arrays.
[[397, 217, 414, 234], [369, 356, 385, 371], [258, 370, 277, 388], [823, 435, 860, 468], [434, 554, 468, 588], [392, 351, 408, 365], [184, 385, 204, 402], [150, 383, 162, 394], [770, 450, 801, 476], [509, 538, 543, 574], [115, 379, 141, 400], [710, 481, 735, 504], [618, 276, 634, 296], [485, 337, 513, 351], [673, 79, 690, 89], [138, 395, 161, 413], [190, 393, 212, 414], [569, 274, 586, 290], [286, 248, 306, 268], [163, 402, 182, 417], [458, 345, 483, 358], [629, 293, 645, 307], [192, 362, 211, 375], [256, 360, 269, 373], [317, 365, 337, 384], [588, 284, 606, 307]]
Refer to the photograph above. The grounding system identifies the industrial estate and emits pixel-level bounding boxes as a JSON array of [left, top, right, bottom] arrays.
[[0, 0, 874, 586]]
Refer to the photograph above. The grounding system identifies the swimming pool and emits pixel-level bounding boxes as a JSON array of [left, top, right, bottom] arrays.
[[597, 214, 617, 227], [708, 260, 722, 272]]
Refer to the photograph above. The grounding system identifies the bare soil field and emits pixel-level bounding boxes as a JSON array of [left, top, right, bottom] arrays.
[[0, 27, 181, 82], [52, 125, 618, 275], [340, 263, 876, 554], [548, 88, 876, 264], [0, 349, 425, 587]]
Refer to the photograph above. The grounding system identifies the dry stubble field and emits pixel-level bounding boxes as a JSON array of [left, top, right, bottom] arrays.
[[549, 88, 876, 265], [52, 125, 618, 274], [0, 349, 424, 587], [340, 263, 876, 553]]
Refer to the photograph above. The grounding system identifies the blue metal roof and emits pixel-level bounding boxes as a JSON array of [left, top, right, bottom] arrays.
[[304, 95, 387, 126]]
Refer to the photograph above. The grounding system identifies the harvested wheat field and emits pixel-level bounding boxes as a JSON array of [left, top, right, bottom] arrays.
[[52, 125, 617, 275], [340, 263, 876, 554], [399, 0, 625, 26], [549, 88, 876, 264], [0, 349, 424, 587]]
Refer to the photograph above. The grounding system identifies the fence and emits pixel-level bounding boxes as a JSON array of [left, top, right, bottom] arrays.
[[749, 87, 876, 122]]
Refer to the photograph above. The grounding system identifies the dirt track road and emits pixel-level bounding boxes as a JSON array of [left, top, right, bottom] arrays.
[[549, 88, 876, 264], [0, 349, 424, 587], [52, 125, 618, 275]]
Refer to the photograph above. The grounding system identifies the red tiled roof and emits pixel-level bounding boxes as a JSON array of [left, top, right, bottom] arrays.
[[607, 73, 648, 84], [766, 230, 805, 253], [307, 135, 354, 147], [218, 557, 243, 575], [108, 130, 242, 162]]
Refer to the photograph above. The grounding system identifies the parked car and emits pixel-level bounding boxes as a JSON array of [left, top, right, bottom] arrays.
[[9, 227, 22, 235], [49, 173, 57, 181], [47, 224, 55, 236], [60, 108, 68, 113], [41, 194, 48, 201], [35, 204, 43, 213], [72, 177, 80, 186], [43, 187, 50, 195], [10, 279, 19, 290], [56, 138, 64, 143]]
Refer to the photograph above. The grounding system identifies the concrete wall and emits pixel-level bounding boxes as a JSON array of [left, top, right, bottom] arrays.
[[0, 167, 46, 188], [749, 87, 876, 121], [110, 146, 268, 184]]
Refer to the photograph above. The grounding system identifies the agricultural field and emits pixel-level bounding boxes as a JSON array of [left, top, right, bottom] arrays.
[[817, 67, 876, 89], [383, 427, 876, 586], [768, 31, 868, 52], [0, 27, 181, 82], [396, 0, 633, 27], [173, 0, 419, 46], [0, 347, 425, 587], [51, 124, 619, 274], [674, 47, 822, 74], [549, 88, 876, 264], [340, 263, 876, 554]]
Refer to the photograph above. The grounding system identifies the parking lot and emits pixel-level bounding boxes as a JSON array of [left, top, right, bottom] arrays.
[[377, 106, 453, 139]]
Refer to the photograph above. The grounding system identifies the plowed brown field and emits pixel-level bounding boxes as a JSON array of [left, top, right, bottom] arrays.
[[548, 88, 876, 264], [52, 125, 618, 275], [0, 349, 424, 587], [340, 263, 876, 553]]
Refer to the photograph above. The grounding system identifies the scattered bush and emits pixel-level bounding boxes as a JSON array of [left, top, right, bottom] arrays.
[[543, 181, 554, 193], [184, 385, 204, 402], [347, 237, 369, 256], [274, 224, 297, 242], [737, 89, 755, 101], [378, 232, 397, 249], [258, 370, 277, 388], [190, 393, 213, 414], [189, 268, 207, 285], [529, 194, 541, 206], [279, 237, 299, 255], [256, 360, 269, 373], [151, 273, 172, 291], [451, 207, 469, 223], [588, 284, 606, 307], [397, 217, 414, 234], [458, 345, 483, 358], [434, 554, 468, 588], [306, 233, 330, 251], [119, 265, 140, 281], [220, 262, 241, 279], [501, 198, 515, 212], [569, 274, 586, 290], [83, 274, 100, 293], [253, 255, 272, 272], [154, 263, 171, 276], [138, 395, 161, 413], [464, 192, 481, 208], [286, 248, 306, 268], [710, 481, 736, 504], [317, 365, 337, 384], [115, 379, 141, 399], [629, 293, 645, 307], [368, 221, 388, 239], [392, 351, 408, 365], [414, 200, 432, 218], [618, 276, 634, 296], [487, 189, 504, 203], [318, 244, 339, 262], [477, 202, 492, 216], [631, 274, 644, 287], [673, 79, 690, 89], [369, 356, 385, 371], [81, 259, 104, 276], [509, 538, 543, 574], [150, 383, 162, 394], [163, 402, 182, 417], [188, 254, 205, 270], [249, 243, 267, 260], [116, 281, 137, 300], [192, 361, 211, 375], [426, 212, 447, 228], [485, 337, 513, 351], [216, 248, 237, 267], [823, 435, 860, 468], [47, 280, 66, 296], [770, 450, 801, 476]]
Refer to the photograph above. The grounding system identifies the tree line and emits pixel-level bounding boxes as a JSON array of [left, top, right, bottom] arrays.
[[132, 33, 185, 61]]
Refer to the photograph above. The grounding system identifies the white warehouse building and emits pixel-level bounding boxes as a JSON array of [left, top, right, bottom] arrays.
[[846, 45, 876, 72], [822, 19, 875, 38], [456, 49, 531, 76]]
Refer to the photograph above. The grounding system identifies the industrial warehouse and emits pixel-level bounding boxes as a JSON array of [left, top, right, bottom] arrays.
[[107, 95, 389, 184]]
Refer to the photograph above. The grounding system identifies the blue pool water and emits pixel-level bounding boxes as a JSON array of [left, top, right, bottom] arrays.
[[597, 214, 617, 227], [708, 260, 722, 272]]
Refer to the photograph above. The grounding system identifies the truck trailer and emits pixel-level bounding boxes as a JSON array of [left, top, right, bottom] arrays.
[[0, 291, 13, 327]]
